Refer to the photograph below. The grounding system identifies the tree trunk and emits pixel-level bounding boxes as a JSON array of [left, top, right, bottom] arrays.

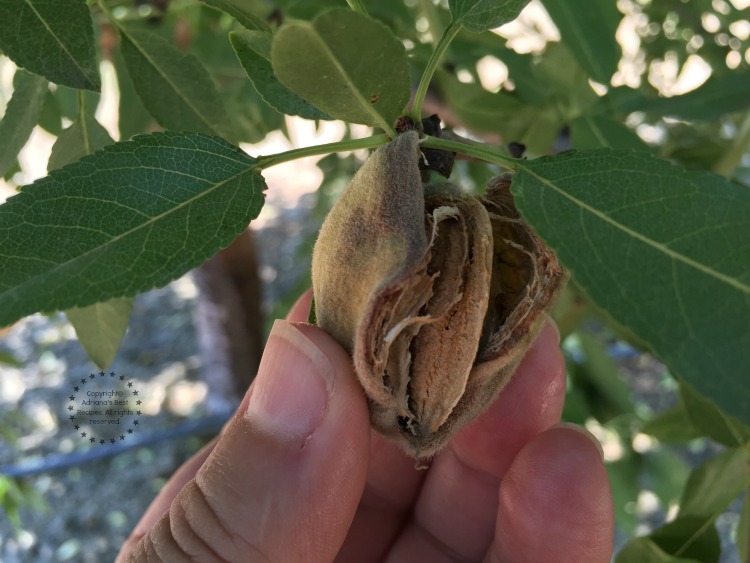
[[192, 229, 264, 412]]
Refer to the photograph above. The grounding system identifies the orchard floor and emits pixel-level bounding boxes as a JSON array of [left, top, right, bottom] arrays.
[[0, 191, 742, 562]]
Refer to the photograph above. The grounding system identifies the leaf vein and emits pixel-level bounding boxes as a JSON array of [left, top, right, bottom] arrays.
[[0, 167, 258, 305], [22, 0, 96, 86], [520, 166, 750, 294], [305, 26, 392, 134], [120, 31, 218, 135]]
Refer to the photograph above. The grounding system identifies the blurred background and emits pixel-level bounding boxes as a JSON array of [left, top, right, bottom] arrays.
[[1, 0, 749, 560]]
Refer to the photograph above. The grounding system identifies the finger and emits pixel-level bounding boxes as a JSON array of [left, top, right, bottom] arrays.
[[235, 287, 315, 414], [386, 321, 566, 561], [335, 434, 427, 563], [234, 288, 315, 415], [293, 284, 426, 556], [487, 425, 613, 563], [449, 320, 566, 476], [118, 320, 371, 563], [291, 281, 427, 561], [286, 288, 314, 323], [117, 438, 218, 561]]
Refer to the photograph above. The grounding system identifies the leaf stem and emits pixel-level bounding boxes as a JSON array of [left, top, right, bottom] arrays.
[[411, 21, 461, 121], [713, 112, 750, 178], [419, 136, 518, 169], [256, 134, 390, 169], [345, 0, 369, 16], [256, 133, 519, 171], [77, 91, 92, 155], [77, 90, 87, 121]]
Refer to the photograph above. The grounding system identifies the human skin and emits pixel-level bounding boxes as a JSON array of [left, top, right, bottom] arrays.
[[117, 290, 614, 562]]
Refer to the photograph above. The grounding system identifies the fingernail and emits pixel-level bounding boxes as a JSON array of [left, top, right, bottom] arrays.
[[552, 422, 604, 460], [246, 320, 334, 442]]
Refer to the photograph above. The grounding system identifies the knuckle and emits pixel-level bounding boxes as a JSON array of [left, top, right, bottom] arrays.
[[168, 478, 271, 563]]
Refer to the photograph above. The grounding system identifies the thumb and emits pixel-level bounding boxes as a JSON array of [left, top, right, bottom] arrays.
[[121, 320, 371, 562]]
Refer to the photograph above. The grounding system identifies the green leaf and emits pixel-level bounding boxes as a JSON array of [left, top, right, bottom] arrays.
[[602, 86, 649, 114], [649, 517, 721, 563], [541, 0, 621, 84], [449, 0, 531, 33], [607, 456, 641, 535], [645, 448, 749, 561], [437, 71, 559, 154], [0, 70, 47, 177], [199, 0, 270, 31], [551, 282, 589, 339], [113, 46, 153, 140], [47, 113, 133, 369], [679, 380, 750, 447], [645, 449, 690, 508], [0, 132, 265, 327], [738, 492, 750, 563], [616, 537, 700, 563], [2, 160, 21, 182], [560, 383, 590, 425], [0, 351, 22, 367], [493, 47, 548, 106], [0, 475, 48, 528], [230, 30, 330, 120], [632, 73, 750, 121], [37, 90, 63, 136], [271, 9, 410, 134], [119, 26, 236, 141], [532, 42, 599, 118], [222, 79, 285, 144], [53, 84, 100, 121], [641, 399, 703, 443], [570, 115, 649, 151], [438, 71, 526, 131], [678, 447, 750, 519], [48, 113, 114, 171], [66, 298, 133, 369], [282, 0, 342, 20], [573, 332, 635, 422], [513, 150, 750, 426], [513, 108, 560, 156], [0, 477, 21, 528], [0, 0, 100, 90]]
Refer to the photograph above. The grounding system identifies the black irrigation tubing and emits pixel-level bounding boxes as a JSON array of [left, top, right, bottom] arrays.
[[0, 410, 233, 479]]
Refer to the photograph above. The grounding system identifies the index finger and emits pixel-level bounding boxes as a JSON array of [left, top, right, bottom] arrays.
[[384, 321, 567, 561], [337, 320, 567, 562], [286, 289, 315, 324]]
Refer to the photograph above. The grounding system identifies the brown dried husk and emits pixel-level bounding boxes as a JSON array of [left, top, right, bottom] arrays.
[[311, 132, 566, 460]]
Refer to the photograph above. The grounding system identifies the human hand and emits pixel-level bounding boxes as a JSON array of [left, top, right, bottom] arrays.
[[117, 291, 614, 562]]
